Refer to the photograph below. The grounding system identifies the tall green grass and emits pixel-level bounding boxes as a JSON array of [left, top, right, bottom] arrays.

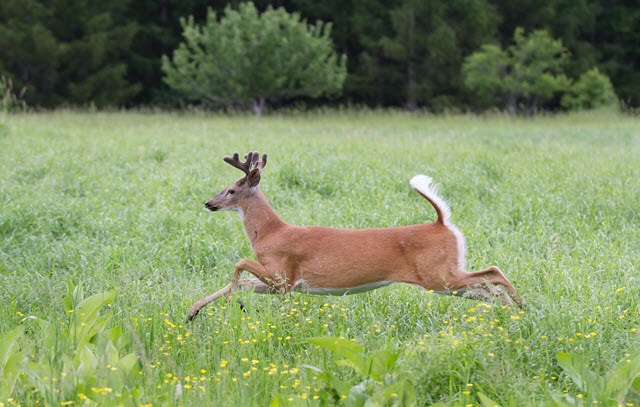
[[1, 110, 638, 406]]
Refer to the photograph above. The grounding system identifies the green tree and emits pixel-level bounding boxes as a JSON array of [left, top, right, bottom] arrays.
[[58, 5, 141, 107], [291, 0, 402, 106], [507, 28, 569, 113], [463, 28, 569, 114], [125, 0, 216, 105], [378, 0, 498, 111], [561, 67, 616, 110], [0, 0, 58, 105], [461, 44, 509, 109], [161, 2, 346, 116], [0, 0, 140, 107], [492, 0, 598, 78], [594, 2, 640, 107]]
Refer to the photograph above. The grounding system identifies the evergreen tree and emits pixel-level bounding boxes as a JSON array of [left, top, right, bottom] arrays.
[[125, 0, 216, 105], [59, 4, 141, 107], [161, 2, 346, 116], [594, 1, 640, 106], [0, 0, 638, 109], [291, 0, 393, 105], [0, 0, 58, 105], [0, 0, 140, 107], [378, 0, 498, 111]]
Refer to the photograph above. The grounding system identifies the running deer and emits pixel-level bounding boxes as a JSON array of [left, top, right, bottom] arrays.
[[187, 151, 522, 320]]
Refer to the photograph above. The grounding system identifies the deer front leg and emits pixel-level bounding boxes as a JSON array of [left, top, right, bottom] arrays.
[[187, 278, 279, 321], [227, 259, 290, 301]]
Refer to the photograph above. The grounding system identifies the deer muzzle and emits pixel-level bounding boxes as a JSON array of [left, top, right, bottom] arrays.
[[205, 201, 219, 211]]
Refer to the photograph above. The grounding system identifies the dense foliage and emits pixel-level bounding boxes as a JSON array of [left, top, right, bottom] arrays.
[[0, 0, 638, 110], [161, 3, 346, 116], [464, 28, 572, 114], [561, 68, 617, 111]]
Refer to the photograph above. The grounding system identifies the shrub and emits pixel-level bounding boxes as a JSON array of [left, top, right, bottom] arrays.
[[463, 28, 569, 114], [162, 2, 346, 117], [561, 68, 617, 110]]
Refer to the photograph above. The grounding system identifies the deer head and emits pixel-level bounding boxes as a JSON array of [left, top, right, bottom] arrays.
[[205, 152, 268, 212]]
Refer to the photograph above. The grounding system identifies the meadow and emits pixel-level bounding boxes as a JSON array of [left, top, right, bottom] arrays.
[[0, 110, 638, 406]]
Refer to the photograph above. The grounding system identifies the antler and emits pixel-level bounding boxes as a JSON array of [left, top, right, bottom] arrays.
[[256, 153, 267, 172], [223, 152, 267, 175]]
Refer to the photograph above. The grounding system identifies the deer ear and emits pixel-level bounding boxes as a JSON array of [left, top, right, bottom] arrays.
[[247, 168, 261, 187]]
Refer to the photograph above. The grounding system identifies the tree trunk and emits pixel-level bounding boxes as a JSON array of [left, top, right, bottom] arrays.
[[407, 62, 417, 111], [406, 6, 417, 111], [528, 96, 538, 116], [252, 96, 265, 117], [505, 92, 517, 115]]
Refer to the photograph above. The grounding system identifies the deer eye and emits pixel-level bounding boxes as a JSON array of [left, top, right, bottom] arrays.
[[227, 189, 235, 195]]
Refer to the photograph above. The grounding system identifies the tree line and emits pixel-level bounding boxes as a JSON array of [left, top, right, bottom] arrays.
[[1, 0, 638, 112]]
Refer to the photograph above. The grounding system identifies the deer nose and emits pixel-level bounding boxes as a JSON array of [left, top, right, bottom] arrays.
[[205, 201, 216, 210]]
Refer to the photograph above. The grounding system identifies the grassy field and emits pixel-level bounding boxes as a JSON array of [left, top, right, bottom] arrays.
[[0, 110, 638, 406]]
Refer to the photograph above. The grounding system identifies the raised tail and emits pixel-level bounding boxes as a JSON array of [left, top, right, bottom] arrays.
[[409, 175, 452, 225], [410, 174, 467, 269]]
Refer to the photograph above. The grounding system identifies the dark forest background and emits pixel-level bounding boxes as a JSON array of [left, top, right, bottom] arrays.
[[1, 0, 638, 111]]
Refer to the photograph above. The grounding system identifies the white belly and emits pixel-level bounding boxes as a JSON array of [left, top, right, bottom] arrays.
[[293, 280, 393, 296]]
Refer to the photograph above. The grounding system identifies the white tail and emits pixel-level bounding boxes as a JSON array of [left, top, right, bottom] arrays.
[[188, 152, 522, 320], [410, 174, 452, 223], [410, 174, 468, 271]]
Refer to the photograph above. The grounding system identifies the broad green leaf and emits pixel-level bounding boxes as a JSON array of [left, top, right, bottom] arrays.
[[309, 336, 366, 374], [104, 339, 119, 366], [0, 326, 23, 372], [478, 392, 501, 407], [378, 377, 416, 406], [74, 291, 115, 323], [101, 325, 124, 345], [70, 291, 115, 347], [301, 364, 324, 376], [337, 358, 368, 377], [556, 352, 602, 393], [549, 392, 572, 407], [76, 344, 98, 378], [301, 364, 351, 397], [117, 353, 139, 376], [367, 349, 399, 381], [605, 352, 640, 398], [308, 336, 365, 355], [63, 280, 78, 312], [0, 327, 25, 400], [0, 352, 23, 400], [347, 379, 375, 407], [269, 395, 287, 407]]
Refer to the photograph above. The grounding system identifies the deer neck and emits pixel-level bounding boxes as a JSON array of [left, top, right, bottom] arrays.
[[239, 187, 286, 245]]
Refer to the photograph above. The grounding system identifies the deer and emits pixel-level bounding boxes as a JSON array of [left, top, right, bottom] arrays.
[[187, 151, 522, 321]]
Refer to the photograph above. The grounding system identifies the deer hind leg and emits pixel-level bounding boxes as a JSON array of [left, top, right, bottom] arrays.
[[187, 278, 278, 321], [444, 266, 523, 308]]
